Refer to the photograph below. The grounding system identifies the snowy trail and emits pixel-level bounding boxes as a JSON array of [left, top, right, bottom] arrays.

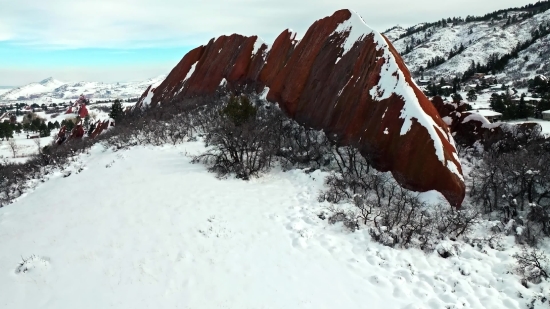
[[0, 142, 539, 308]]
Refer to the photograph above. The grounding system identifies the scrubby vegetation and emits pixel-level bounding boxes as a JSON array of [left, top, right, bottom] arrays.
[[2, 88, 550, 294], [96, 92, 482, 253], [466, 125, 550, 246]]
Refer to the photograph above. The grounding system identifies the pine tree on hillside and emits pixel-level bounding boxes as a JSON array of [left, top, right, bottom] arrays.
[[516, 94, 530, 119], [467, 89, 478, 102], [109, 99, 124, 123], [451, 93, 463, 103], [0, 122, 14, 140], [490, 94, 506, 113], [221, 95, 257, 126]]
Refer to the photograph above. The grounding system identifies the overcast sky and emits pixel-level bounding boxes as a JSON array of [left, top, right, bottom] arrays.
[[0, 0, 538, 86]]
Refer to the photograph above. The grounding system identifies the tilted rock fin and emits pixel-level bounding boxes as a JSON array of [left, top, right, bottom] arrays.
[[136, 9, 466, 207]]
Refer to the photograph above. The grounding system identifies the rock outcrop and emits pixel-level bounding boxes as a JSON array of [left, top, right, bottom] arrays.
[[135, 9, 465, 207], [431, 96, 545, 150]]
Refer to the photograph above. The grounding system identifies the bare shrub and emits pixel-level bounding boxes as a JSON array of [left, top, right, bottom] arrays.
[[468, 130, 550, 245], [277, 123, 332, 170], [7, 139, 18, 158], [327, 208, 359, 232], [319, 147, 479, 251], [192, 95, 280, 179], [513, 247, 549, 284]]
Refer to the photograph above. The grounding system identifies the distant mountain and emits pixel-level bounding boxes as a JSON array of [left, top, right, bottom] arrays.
[[0, 75, 167, 103], [383, 1, 550, 83]]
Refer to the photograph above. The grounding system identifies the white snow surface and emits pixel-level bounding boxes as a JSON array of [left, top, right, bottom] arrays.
[[252, 37, 266, 56], [1, 141, 549, 308], [333, 11, 369, 56], [461, 112, 500, 129], [471, 109, 503, 117], [141, 86, 155, 108], [336, 11, 461, 180], [183, 62, 197, 83]]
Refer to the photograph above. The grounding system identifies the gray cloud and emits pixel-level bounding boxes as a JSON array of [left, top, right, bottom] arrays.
[[0, 0, 538, 47], [0, 0, 538, 85]]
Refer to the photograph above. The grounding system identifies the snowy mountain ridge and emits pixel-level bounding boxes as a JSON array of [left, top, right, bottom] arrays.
[[384, 2, 550, 83], [0, 75, 167, 103]]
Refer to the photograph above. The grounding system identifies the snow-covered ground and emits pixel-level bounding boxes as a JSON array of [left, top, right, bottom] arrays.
[[0, 140, 549, 309]]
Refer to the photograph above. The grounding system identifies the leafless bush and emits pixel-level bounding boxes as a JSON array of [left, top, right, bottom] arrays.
[[277, 123, 332, 170], [7, 139, 18, 158], [192, 99, 280, 180], [469, 130, 550, 219], [513, 247, 549, 284], [318, 142, 481, 250], [318, 146, 374, 203], [327, 208, 359, 232]]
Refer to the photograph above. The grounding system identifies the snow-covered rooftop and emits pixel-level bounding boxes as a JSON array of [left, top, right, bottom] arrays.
[[472, 109, 502, 117]]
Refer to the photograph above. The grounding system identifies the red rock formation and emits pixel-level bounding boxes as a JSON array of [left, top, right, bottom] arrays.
[[135, 9, 465, 207], [56, 126, 67, 145], [78, 104, 89, 119], [431, 96, 544, 149], [89, 120, 110, 139]]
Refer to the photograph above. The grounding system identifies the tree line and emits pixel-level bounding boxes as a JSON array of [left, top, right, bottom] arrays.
[[399, 0, 550, 40]]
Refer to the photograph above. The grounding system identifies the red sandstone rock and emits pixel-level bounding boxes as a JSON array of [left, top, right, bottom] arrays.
[[135, 9, 465, 207], [430, 96, 543, 149], [89, 120, 110, 139], [78, 104, 89, 119], [70, 125, 85, 139]]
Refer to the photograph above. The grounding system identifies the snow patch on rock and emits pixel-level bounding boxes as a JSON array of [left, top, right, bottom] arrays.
[[333, 9, 462, 181]]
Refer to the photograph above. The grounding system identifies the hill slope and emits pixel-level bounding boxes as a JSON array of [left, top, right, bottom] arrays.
[[0, 75, 166, 103], [385, 4, 550, 82]]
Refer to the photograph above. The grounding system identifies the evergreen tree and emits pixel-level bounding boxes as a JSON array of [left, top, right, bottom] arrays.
[[39, 122, 51, 137], [451, 93, 463, 103], [516, 94, 530, 119], [490, 94, 506, 113], [0, 121, 14, 140], [466, 89, 478, 102], [109, 99, 124, 122], [221, 95, 257, 126], [14, 123, 22, 134]]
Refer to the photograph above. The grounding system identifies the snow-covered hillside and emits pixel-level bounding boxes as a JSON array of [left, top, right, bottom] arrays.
[[0, 75, 166, 104], [1, 141, 549, 309], [382, 26, 407, 41], [505, 33, 550, 81], [386, 8, 550, 82]]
